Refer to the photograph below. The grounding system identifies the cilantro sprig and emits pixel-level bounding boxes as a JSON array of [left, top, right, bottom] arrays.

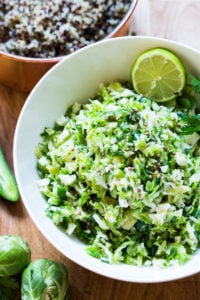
[[179, 74, 200, 135], [180, 114, 200, 135], [188, 74, 200, 93]]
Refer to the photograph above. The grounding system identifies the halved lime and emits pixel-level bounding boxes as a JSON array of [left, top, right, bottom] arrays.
[[130, 48, 186, 102]]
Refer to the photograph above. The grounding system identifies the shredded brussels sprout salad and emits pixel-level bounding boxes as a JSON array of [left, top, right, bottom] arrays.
[[35, 76, 200, 268]]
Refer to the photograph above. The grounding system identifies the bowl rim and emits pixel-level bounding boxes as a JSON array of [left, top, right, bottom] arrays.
[[14, 35, 200, 283], [0, 0, 138, 62]]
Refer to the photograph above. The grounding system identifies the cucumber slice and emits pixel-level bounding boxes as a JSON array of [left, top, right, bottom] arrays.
[[0, 147, 19, 202]]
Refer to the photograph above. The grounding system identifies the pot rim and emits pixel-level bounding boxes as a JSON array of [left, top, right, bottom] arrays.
[[0, 0, 138, 63]]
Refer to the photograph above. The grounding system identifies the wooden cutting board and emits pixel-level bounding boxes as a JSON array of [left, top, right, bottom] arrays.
[[0, 1, 200, 299]]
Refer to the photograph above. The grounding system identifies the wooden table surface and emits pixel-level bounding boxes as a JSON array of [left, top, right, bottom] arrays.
[[1, 1, 200, 299]]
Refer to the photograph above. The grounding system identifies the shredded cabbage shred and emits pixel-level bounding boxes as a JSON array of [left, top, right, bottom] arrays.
[[35, 82, 200, 267]]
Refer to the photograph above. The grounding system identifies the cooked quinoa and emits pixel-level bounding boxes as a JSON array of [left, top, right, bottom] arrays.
[[0, 0, 132, 58]]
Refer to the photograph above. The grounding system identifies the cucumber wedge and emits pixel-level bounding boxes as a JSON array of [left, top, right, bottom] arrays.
[[0, 146, 19, 202]]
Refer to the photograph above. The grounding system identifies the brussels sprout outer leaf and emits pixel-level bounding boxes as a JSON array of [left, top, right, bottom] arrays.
[[0, 277, 19, 300], [0, 235, 31, 277], [21, 258, 68, 300]]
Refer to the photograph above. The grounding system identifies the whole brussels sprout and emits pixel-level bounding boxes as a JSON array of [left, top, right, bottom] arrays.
[[0, 235, 31, 276], [21, 258, 68, 300]]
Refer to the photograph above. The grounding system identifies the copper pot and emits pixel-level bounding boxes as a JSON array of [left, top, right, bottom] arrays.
[[0, 0, 138, 92]]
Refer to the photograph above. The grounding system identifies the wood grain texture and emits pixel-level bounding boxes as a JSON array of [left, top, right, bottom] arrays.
[[131, 0, 200, 50], [1, 1, 200, 299]]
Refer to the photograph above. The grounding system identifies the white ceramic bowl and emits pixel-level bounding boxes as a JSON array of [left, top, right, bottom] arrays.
[[14, 36, 200, 283]]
